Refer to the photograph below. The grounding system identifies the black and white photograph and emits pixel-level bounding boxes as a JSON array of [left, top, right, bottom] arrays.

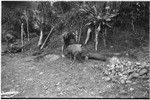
[[1, 1, 149, 99]]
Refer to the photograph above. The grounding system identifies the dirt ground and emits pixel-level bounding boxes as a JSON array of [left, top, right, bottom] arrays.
[[1, 39, 149, 98]]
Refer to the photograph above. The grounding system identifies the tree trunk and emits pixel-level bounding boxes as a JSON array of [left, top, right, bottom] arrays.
[[95, 24, 101, 51], [21, 23, 24, 52], [84, 28, 91, 45], [78, 20, 83, 43], [131, 20, 135, 32], [95, 30, 98, 51], [26, 18, 29, 41], [38, 28, 43, 48], [103, 28, 107, 47]]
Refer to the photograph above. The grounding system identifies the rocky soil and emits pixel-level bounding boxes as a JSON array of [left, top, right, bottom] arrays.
[[1, 39, 149, 98]]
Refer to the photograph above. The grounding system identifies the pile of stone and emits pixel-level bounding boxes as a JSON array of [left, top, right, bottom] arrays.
[[102, 57, 149, 84]]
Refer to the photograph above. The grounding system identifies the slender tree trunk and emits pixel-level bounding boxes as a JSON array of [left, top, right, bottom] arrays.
[[83, 1, 86, 6], [24, 10, 29, 41], [26, 18, 29, 41], [95, 24, 101, 51], [38, 28, 43, 48], [75, 30, 78, 42], [85, 28, 91, 45], [21, 23, 24, 52], [38, 16, 44, 48], [131, 20, 135, 32], [78, 20, 83, 43], [103, 28, 107, 47], [95, 29, 99, 51]]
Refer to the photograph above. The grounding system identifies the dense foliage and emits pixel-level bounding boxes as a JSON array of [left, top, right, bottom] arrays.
[[2, 1, 149, 49]]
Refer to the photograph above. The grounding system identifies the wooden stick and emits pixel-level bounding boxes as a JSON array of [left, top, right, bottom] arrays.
[[40, 26, 54, 49]]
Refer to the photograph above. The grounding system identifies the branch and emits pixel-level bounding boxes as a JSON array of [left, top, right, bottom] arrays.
[[1, 91, 19, 96], [40, 26, 54, 49]]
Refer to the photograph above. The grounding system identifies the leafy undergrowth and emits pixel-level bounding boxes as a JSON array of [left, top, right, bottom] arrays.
[[1, 37, 149, 98]]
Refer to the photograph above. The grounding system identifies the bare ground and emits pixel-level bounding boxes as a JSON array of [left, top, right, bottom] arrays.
[[1, 39, 149, 98]]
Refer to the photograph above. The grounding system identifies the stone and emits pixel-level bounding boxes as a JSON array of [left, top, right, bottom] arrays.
[[44, 54, 60, 61], [126, 69, 134, 74], [132, 72, 139, 77], [39, 72, 43, 75], [139, 68, 147, 76], [135, 62, 141, 65], [129, 87, 134, 91], [140, 62, 147, 68], [102, 76, 111, 81], [120, 79, 125, 84], [109, 57, 120, 65], [128, 73, 139, 79], [104, 70, 109, 75], [126, 80, 132, 84]]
